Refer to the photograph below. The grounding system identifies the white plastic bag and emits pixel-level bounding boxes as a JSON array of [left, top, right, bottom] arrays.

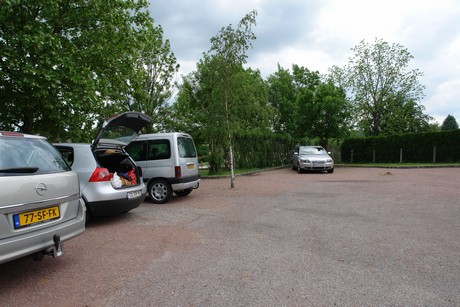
[[111, 173, 122, 188]]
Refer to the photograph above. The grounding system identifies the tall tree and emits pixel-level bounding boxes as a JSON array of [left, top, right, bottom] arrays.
[[330, 38, 430, 136], [382, 94, 432, 135], [267, 64, 351, 146], [441, 114, 459, 130], [267, 64, 296, 134], [309, 81, 351, 147], [201, 10, 259, 187], [292, 65, 321, 139], [127, 25, 179, 133], [0, 0, 155, 141]]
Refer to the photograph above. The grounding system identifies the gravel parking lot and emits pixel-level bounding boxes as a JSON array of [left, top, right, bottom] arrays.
[[1, 167, 459, 306]]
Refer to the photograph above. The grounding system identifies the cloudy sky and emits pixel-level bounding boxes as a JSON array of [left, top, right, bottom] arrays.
[[149, 0, 460, 125]]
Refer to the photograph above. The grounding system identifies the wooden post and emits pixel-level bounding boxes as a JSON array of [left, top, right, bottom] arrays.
[[400, 148, 403, 163], [433, 146, 436, 163], [350, 149, 354, 163], [373, 149, 376, 163]]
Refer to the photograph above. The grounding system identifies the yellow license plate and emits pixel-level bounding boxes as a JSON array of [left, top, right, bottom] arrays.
[[187, 163, 195, 170], [13, 206, 60, 229]]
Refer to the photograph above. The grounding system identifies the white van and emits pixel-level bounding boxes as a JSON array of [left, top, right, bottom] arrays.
[[125, 132, 201, 204]]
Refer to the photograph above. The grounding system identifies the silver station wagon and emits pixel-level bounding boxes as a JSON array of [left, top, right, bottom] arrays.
[[0, 131, 86, 264]]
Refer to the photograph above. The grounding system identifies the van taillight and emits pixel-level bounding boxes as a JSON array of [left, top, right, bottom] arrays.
[[175, 166, 181, 178], [89, 167, 111, 182]]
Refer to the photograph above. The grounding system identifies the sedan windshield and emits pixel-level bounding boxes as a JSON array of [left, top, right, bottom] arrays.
[[299, 146, 327, 155]]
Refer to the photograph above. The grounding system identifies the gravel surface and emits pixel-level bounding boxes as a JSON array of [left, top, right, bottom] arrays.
[[1, 167, 459, 306]]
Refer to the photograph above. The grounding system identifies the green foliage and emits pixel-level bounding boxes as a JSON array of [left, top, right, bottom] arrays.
[[441, 114, 459, 131], [128, 25, 180, 132], [330, 38, 432, 137], [266, 64, 296, 134], [0, 0, 157, 142], [341, 130, 460, 163], [267, 65, 352, 147]]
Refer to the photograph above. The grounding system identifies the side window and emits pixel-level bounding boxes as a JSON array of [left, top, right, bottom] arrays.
[[125, 141, 147, 161], [177, 137, 197, 158], [56, 147, 75, 167], [148, 139, 171, 160]]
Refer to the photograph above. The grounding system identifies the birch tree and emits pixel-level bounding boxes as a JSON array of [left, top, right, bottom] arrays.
[[203, 10, 258, 188]]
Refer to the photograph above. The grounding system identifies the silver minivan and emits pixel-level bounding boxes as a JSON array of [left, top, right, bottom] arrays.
[[0, 131, 86, 264], [125, 132, 201, 204]]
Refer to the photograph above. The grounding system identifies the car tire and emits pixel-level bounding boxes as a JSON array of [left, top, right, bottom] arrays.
[[327, 168, 334, 174], [174, 188, 193, 197], [149, 179, 173, 204], [297, 163, 303, 173]]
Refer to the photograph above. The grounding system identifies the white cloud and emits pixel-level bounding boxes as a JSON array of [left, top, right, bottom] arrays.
[[150, 0, 460, 124]]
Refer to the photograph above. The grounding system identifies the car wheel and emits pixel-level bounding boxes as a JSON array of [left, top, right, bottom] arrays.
[[149, 179, 173, 204], [327, 168, 334, 174], [174, 188, 193, 197], [297, 163, 303, 173]]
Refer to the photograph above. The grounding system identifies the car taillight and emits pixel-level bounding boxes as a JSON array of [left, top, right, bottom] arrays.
[[89, 167, 111, 182], [175, 166, 181, 178]]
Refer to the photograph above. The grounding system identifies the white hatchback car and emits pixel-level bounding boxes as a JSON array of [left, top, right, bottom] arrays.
[[54, 112, 152, 220], [0, 131, 86, 264]]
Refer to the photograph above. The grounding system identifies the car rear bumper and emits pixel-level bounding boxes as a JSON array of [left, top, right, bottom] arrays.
[[86, 194, 146, 216], [0, 199, 86, 264]]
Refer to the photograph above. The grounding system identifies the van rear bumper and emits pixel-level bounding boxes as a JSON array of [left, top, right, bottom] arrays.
[[170, 174, 201, 191], [172, 179, 200, 191], [144, 174, 201, 191]]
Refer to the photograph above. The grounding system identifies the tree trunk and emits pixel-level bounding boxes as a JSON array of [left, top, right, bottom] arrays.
[[229, 140, 235, 188]]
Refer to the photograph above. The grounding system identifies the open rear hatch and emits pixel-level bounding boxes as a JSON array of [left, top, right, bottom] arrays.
[[91, 112, 153, 188]]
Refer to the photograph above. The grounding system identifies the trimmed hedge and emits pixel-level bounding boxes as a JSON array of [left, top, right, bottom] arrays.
[[341, 130, 460, 163], [233, 132, 296, 168]]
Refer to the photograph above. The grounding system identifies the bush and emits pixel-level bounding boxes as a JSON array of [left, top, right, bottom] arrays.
[[341, 130, 460, 163]]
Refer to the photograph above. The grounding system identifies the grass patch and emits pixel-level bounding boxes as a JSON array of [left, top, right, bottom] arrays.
[[199, 168, 262, 177]]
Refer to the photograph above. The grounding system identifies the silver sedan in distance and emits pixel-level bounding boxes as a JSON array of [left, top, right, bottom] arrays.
[[292, 145, 334, 173]]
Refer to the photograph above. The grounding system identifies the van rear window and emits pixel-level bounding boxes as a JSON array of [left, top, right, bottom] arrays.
[[177, 137, 197, 158]]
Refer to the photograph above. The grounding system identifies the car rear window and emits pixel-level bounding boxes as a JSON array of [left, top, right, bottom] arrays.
[[0, 137, 70, 175]]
